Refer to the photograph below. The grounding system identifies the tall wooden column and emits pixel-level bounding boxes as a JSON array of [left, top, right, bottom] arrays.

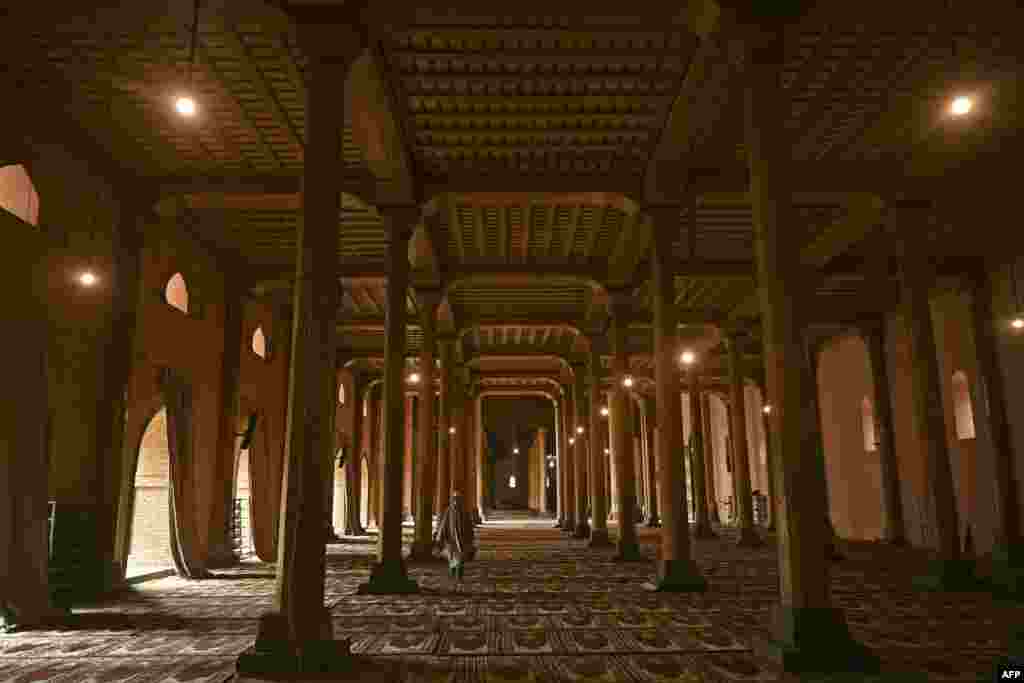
[[471, 383, 484, 524], [241, 27, 360, 673], [646, 212, 704, 589], [571, 362, 591, 538], [901, 251, 974, 590], [553, 397, 564, 526], [409, 292, 441, 561], [344, 377, 366, 536], [858, 319, 906, 545], [608, 297, 642, 560], [690, 376, 715, 539], [449, 375, 464, 498], [726, 333, 761, 547], [436, 335, 453, 514], [752, 371, 777, 531], [701, 393, 721, 525], [588, 350, 613, 546], [358, 206, 419, 595], [561, 390, 577, 532], [967, 267, 1024, 593], [641, 396, 661, 527], [745, 27, 874, 673]]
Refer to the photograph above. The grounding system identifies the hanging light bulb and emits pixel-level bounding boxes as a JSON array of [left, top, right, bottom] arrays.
[[568, 437, 575, 445], [513, 446, 519, 454], [680, 350, 696, 365], [408, 372, 421, 384], [949, 95, 973, 117], [78, 271, 98, 287], [1013, 318, 1024, 331], [600, 406, 609, 417], [576, 425, 584, 434], [448, 426, 456, 434], [622, 375, 634, 388], [175, 0, 202, 117], [762, 404, 773, 415]]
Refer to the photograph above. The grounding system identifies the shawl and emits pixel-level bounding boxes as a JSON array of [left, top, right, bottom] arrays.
[[435, 494, 475, 559]]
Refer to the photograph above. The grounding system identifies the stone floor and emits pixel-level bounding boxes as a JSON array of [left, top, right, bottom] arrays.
[[0, 518, 1019, 682]]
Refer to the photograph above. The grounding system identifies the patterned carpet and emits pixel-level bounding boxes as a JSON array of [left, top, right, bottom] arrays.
[[0, 520, 1019, 682]]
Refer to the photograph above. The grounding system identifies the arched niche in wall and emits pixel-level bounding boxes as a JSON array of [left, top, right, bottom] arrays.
[[127, 406, 173, 579], [952, 370, 976, 440], [252, 326, 267, 359], [0, 164, 40, 226], [165, 272, 189, 314]]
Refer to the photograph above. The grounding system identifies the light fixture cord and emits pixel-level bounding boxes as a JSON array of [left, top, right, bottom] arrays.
[[187, 0, 202, 89]]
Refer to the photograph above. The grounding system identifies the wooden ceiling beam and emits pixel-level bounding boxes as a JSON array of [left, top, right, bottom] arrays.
[[799, 193, 885, 270]]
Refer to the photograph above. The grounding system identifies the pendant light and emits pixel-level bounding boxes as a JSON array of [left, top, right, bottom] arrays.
[[175, 0, 202, 117]]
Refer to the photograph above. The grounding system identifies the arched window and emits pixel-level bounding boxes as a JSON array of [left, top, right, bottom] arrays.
[[862, 397, 877, 452], [0, 165, 39, 226], [165, 273, 189, 314], [338, 383, 346, 405], [252, 327, 267, 359], [953, 370, 976, 440]]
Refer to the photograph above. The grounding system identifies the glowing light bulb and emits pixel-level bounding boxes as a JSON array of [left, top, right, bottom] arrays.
[[408, 372, 421, 384], [1013, 318, 1024, 330], [762, 404, 773, 415], [604, 447, 610, 454], [950, 95, 973, 117], [175, 95, 196, 116], [448, 426, 456, 434], [78, 271, 98, 287], [568, 437, 575, 445], [576, 426, 584, 434], [680, 350, 696, 365], [622, 375, 634, 388], [600, 406, 609, 417]]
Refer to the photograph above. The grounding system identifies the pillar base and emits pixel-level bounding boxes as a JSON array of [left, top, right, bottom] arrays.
[[613, 542, 644, 562], [572, 521, 591, 539], [560, 519, 576, 533], [237, 611, 352, 678], [912, 558, 984, 592], [736, 527, 764, 548], [693, 524, 718, 540], [206, 543, 239, 569], [406, 542, 445, 564], [643, 559, 707, 592], [588, 528, 614, 548], [990, 543, 1024, 599], [357, 560, 419, 595], [759, 605, 881, 676], [553, 519, 564, 529]]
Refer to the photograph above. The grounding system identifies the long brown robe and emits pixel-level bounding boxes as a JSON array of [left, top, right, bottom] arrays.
[[434, 494, 475, 568]]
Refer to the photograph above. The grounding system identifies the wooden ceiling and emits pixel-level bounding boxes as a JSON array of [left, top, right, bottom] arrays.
[[6, 0, 1023, 382]]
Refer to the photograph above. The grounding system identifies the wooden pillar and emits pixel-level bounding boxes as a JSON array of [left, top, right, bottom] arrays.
[[967, 267, 1024, 592], [240, 27, 361, 673], [344, 377, 366, 536], [608, 293, 641, 561], [467, 376, 482, 524], [588, 350, 613, 545], [640, 396, 660, 527], [858, 319, 906, 545], [477, 391, 489, 520], [410, 292, 440, 561], [436, 336, 453, 515], [726, 333, 761, 547], [901, 250, 974, 590], [557, 397, 565, 528], [561, 390, 577, 532], [690, 376, 715, 539], [571, 362, 590, 538], [701, 393, 721, 525], [358, 206, 419, 595], [646, 213, 704, 589], [745, 27, 873, 673]]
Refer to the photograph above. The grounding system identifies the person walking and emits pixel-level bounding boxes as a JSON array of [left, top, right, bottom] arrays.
[[434, 492, 476, 581]]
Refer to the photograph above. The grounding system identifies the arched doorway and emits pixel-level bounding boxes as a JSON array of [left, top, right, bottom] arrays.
[[232, 447, 253, 558], [333, 451, 346, 535], [127, 407, 173, 579]]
